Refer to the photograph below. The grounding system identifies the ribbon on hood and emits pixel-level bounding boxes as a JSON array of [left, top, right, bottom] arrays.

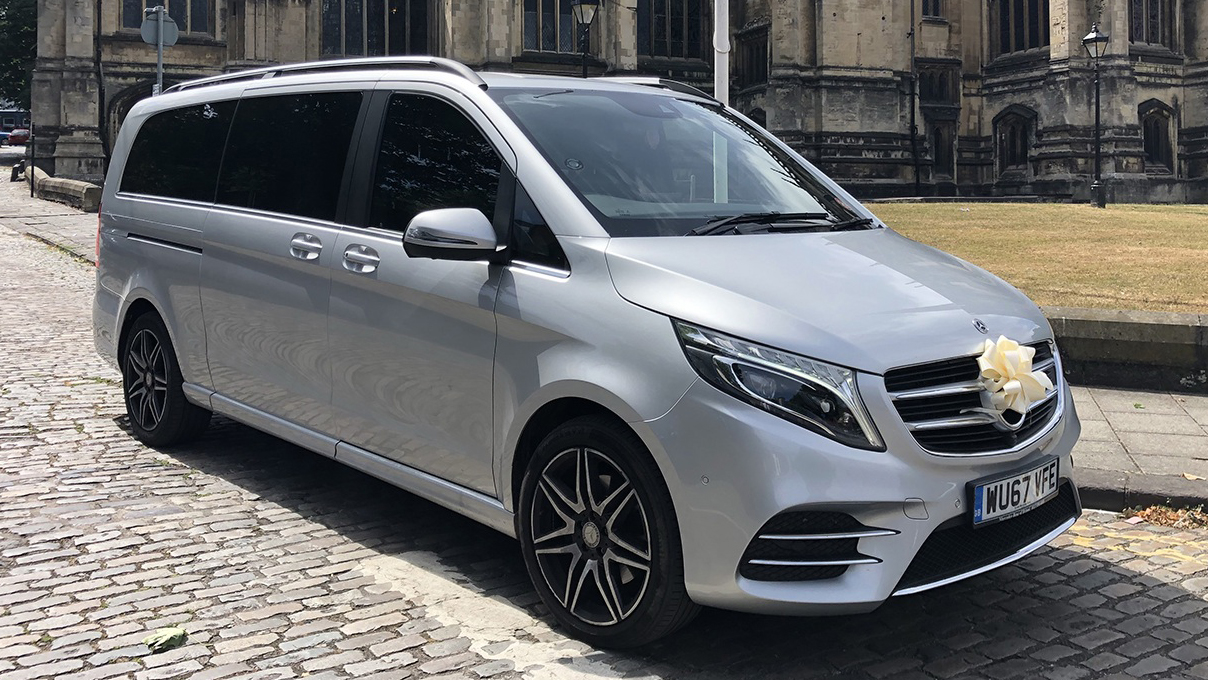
[[976, 336, 1054, 415]]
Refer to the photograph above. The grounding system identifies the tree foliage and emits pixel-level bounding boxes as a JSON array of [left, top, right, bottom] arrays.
[[0, 0, 37, 111]]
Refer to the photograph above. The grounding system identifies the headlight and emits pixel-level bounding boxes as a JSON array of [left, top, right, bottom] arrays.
[[674, 321, 884, 451]]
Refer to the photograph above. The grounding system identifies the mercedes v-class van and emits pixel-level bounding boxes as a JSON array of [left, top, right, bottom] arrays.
[[94, 57, 1081, 647]]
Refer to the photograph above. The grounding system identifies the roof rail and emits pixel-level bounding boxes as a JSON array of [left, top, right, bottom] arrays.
[[592, 77, 717, 103], [163, 56, 487, 94]]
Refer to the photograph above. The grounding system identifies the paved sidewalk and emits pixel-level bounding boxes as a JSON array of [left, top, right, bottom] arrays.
[[0, 151, 97, 264], [2, 155, 1206, 511]]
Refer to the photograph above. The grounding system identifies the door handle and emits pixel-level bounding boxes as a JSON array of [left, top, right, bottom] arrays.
[[343, 244, 380, 274], [289, 233, 322, 261]]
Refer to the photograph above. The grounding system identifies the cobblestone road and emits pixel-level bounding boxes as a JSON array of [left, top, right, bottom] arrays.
[[4, 203, 1208, 680]]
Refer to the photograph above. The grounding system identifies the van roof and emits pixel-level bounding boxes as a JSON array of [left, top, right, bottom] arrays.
[[161, 56, 715, 103]]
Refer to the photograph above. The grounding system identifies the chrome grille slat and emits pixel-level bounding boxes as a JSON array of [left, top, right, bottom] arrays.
[[891, 381, 982, 401], [747, 557, 881, 567], [905, 413, 998, 431], [890, 356, 1056, 401], [886, 341, 1062, 456], [758, 529, 899, 541], [903, 387, 1059, 432]]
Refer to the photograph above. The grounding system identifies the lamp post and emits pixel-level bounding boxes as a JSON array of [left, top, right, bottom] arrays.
[[1082, 23, 1110, 208], [571, 0, 600, 79]]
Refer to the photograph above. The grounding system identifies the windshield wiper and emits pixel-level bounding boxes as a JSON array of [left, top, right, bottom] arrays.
[[686, 212, 831, 236], [753, 217, 876, 233]]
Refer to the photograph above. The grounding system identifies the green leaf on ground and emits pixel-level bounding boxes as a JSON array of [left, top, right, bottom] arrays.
[[142, 627, 187, 653]]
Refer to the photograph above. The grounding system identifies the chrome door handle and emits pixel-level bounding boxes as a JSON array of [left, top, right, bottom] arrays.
[[289, 233, 322, 261], [342, 244, 380, 274]]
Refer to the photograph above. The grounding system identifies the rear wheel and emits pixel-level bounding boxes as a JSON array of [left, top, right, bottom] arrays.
[[518, 415, 699, 647], [121, 313, 210, 447]]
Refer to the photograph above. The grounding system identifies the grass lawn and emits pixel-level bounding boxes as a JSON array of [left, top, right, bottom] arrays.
[[868, 202, 1208, 313]]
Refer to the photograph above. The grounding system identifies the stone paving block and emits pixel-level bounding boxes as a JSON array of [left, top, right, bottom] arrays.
[[1184, 407, 1208, 429], [418, 651, 478, 675], [1108, 412, 1207, 436], [1120, 431, 1208, 458], [1124, 655, 1181, 676], [57, 660, 143, 680], [1070, 387, 1105, 420], [1091, 389, 1186, 415], [340, 613, 407, 636], [1129, 453, 1208, 477], [1079, 419, 1119, 441]]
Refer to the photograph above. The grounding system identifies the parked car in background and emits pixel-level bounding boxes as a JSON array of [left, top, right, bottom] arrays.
[[8, 128, 29, 145], [0, 131, 8, 145]]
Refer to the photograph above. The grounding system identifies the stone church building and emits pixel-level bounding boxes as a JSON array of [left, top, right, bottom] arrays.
[[34, 0, 1208, 201]]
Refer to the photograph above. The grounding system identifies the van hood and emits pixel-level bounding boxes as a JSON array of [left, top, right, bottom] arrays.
[[604, 228, 1051, 375]]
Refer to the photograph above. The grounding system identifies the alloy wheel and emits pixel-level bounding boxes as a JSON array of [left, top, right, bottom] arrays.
[[530, 446, 653, 626], [124, 328, 168, 431]]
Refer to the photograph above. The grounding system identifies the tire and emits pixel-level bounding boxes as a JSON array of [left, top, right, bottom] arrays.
[[121, 312, 211, 447], [517, 415, 700, 648]]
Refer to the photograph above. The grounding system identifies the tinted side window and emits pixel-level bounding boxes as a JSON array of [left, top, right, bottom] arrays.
[[512, 185, 568, 271], [121, 101, 236, 201], [216, 92, 362, 221], [369, 94, 501, 231]]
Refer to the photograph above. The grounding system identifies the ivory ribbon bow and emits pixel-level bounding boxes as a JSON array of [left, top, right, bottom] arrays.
[[976, 336, 1054, 415]]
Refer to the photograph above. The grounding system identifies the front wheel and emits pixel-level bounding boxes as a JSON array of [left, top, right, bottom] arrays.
[[518, 415, 699, 647], [121, 313, 211, 447]]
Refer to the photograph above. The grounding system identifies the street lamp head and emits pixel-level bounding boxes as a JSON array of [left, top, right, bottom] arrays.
[[571, 0, 600, 27], [1082, 23, 1110, 60]]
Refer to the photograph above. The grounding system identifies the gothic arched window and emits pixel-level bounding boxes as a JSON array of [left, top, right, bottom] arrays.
[[1140, 102, 1174, 172], [995, 108, 1035, 174], [122, 0, 213, 34], [637, 0, 709, 59], [932, 125, 955, 178], [321, 0, 429, 56], [1130, 0, 1177, 50], [991, 0, 1050, 56], [523, 0, 579, 53]]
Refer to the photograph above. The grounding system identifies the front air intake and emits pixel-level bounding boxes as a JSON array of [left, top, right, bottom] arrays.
[[739, 511, 895, 582]]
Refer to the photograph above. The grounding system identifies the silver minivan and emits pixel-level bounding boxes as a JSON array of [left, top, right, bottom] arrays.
[[94, 57, 1081, 647]]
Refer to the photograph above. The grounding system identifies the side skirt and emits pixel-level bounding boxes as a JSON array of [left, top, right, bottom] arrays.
[[181, 383, 516, 538], [335, 442, 516, 538]]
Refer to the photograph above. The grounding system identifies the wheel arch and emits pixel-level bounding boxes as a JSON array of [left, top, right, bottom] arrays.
[[508, 397, 623, 516], [500, 381, 688, 517], [117, 296, 164, 362]]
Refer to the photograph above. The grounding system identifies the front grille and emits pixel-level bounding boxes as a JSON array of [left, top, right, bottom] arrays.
[[884, 342, 1053, 393], [739, 511, 888, 583], [895, 481, 1080, 592], [912, 397, 1059, 454], [886, 341, 1060, 455]]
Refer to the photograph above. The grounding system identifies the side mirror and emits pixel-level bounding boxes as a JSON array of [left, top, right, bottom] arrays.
[[403, 208, 499, 261]]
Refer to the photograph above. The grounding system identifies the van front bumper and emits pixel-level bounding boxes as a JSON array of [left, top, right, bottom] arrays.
[[643, 377, 1081, 615]]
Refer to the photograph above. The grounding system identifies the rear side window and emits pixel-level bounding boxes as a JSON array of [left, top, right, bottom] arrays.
[[120, 101, 236, 201], [217, 91, 363, 222], [368, 93, 502, 232]]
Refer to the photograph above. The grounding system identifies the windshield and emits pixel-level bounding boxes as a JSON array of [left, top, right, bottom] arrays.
[[489, 88, 862, 237]]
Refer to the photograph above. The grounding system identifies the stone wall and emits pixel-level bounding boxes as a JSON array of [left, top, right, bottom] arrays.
[[30, 0, 1208, 202]]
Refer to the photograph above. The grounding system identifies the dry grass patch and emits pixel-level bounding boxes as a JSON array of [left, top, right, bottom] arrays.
[[870, 202, 1208, 312]]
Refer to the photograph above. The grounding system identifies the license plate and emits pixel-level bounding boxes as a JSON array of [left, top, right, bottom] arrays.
[[971, 458, 1060, 526]]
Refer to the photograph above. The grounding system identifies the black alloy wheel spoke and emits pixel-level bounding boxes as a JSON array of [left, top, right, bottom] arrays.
[[531, 446, 653, 627], [569, 558, 621, 625], [126, 329, 167, 431], [604, 489, 652, 565]]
